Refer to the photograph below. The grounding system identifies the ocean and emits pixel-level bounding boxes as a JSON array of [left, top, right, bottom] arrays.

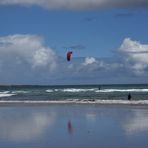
[[0, 84, 148, 105]]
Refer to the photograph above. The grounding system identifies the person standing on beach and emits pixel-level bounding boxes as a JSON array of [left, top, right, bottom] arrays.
[[128, 93, 131, 100]]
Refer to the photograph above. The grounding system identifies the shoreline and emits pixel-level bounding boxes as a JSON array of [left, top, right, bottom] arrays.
[[0, 99, 148, 107]]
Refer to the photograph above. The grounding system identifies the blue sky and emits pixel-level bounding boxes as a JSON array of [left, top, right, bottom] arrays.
[[0, 0, 148, 85]]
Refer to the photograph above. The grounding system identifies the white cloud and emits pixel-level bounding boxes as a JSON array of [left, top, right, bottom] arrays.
[[82, 57, 104, 72], [118, 38, 148, 75], [0, 34, 57, 72], [83, 57, 97, 66], [0, 0, 148, 10], [82, 57, 117, 71]]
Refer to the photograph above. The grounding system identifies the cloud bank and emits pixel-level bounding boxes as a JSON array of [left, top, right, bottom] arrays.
[[0, 34, 57, 84], [0, 34, 148, 84], [0, 0, 148, 10]]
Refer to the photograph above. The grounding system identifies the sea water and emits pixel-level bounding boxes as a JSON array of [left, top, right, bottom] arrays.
[[0, 84, 148, 104]]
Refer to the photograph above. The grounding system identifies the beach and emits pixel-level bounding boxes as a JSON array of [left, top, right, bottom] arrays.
[[1, 1, 148, 147], [0, 103, 148, 148]]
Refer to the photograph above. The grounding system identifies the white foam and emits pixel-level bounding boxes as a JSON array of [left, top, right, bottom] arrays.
[[0, 99, 148, 105], [54, 89, 59, 91], [96, 89, 148, 93], [47, 88, 98, 93], [46, 90, 54, 93], [0, 94, 15, 97], [94, 100, 148, 105], [12, 91, 29, 94], [0, 91, 10, 94], [0, 91, 15, 97], [62, 88, 97, 92], [46, 88, 148, 93]]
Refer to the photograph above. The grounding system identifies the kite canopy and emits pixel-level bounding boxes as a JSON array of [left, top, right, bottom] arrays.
[[67, 51, 73, 61]]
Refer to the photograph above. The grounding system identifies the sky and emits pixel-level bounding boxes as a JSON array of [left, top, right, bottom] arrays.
[[0, 0, 148, 85]]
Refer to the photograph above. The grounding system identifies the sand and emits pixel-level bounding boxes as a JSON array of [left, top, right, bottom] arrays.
[[0, 104, 148, 148]]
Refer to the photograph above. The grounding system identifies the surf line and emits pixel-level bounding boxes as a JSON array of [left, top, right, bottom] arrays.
[[0, 100, 148, 105]]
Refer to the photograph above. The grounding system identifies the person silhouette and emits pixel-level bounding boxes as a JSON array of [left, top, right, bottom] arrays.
[[128, 93, 132, 100]]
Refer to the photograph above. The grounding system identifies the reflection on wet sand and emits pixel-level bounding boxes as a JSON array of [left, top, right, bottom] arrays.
[[86, 112, 96, 122], [0, 105, 148, 148], [0, 111, 57, 142], [122, 109, 148, 135], [67, 120, 73, 135]]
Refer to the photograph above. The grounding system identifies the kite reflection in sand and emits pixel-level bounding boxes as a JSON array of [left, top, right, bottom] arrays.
[[67, 120, 73, 135]]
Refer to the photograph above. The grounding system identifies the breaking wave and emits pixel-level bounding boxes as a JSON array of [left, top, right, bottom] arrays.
[[46, 90, 54, 93], [62, 88, 97, 92], [0, 99, 148, 105], [0, 91, 16, 97], [12, 90, 29, 94], [46, 88, 97, 93], [45, 88, 148, 93], [96, 89, 148, 93], [46, 88, 148, 93]]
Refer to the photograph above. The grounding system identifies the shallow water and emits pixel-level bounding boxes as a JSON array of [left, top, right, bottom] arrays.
[[0, 104, 148, 148], [1, 84, 148, 101]]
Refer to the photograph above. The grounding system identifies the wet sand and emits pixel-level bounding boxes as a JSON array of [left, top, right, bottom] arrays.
[[0, 104, 148, 148]]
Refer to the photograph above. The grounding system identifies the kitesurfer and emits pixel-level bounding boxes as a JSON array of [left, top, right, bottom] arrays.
[[67, 51, 72, 61]]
